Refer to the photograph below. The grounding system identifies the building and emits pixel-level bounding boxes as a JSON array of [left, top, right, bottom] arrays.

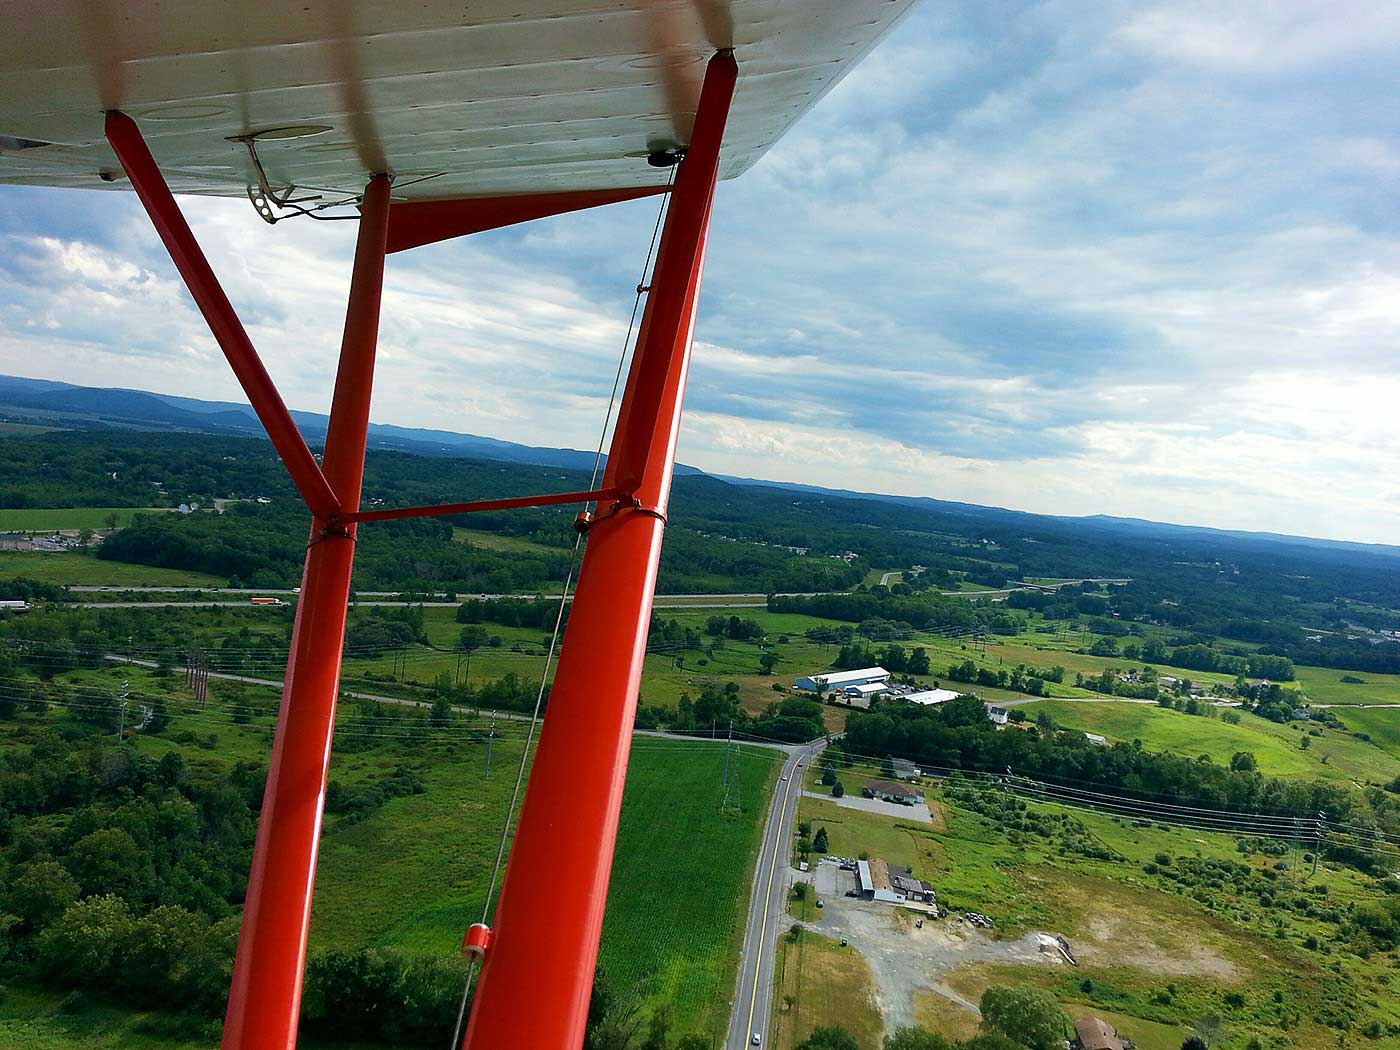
[[1084, 732, 1107, 746], [1074, 1016, 1125, 1050], [985, 704, 1009, 725], [793, 666, 890, 693], [856, 857, 936, 904], [864, 779, 922, 804], [891, 757, 920, 780], [0, 533, 32, 551], [904, 688, 961, 706], [840, 681, 891, 706]]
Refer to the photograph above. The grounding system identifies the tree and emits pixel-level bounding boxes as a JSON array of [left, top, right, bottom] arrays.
[[1299, 735, 1311, 750], [676, 1038, 710, 1050], [5, 859, 79, 928], [458, 625, 490, 651], [907, 647, 932, 676], [885, 1029, 953, 1050], [759, 651, 780, 676], [1182, 1037, 1208, 1050], [813, 827, 829, 853], [1229, 751, 1257, 772], [979, 986, 1069, 1050], [833, 780, 845, 798], [799, 1026, 859, 1050]]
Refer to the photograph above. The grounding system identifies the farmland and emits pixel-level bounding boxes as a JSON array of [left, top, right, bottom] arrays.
[[0, 550, 223, 587], [1017, 698, 1400, 783], [0, 507, 167, 531]]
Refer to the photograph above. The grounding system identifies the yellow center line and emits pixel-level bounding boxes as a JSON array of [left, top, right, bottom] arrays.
[[745, 756, 799, 1043]]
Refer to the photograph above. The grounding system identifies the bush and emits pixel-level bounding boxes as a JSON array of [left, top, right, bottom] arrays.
[[301, 948, 463, 1045]]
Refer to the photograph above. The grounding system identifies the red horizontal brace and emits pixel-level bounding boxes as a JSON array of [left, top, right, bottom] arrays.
[[341, 486, 624, 524], [386, 186, 668, 253], [104, 111, 341, 521]]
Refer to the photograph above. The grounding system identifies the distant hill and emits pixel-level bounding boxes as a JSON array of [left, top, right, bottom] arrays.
[[0, 373, 1393, 559]]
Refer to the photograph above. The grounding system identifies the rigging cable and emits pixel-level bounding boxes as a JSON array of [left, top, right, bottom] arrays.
[[449, 168, 676, 1050]]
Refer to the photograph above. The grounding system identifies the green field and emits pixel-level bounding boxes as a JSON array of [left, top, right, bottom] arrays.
[[0, 507, 168, 531], [1295, 663, 1400, 706], [0, 550, 224, 587], [1017, 699, 1400, 784], [1330, 705, 1400, 761]]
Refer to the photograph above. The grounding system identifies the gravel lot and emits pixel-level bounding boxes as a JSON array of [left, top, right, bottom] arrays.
[[799, 861, 1069, 1030]]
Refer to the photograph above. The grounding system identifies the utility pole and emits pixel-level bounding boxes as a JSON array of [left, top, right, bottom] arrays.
[[483, 716, 496, 777], [1311, 810, 1325, 877], [722, 719, 733, 788], [1000, 766, 1013, 823], [115, 680, 129, 742]]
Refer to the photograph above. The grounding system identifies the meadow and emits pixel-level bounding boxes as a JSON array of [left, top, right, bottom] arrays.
[[1017, 698, 1400, 784], [0, 507, 167, 531], [0, 550, 222, 587]]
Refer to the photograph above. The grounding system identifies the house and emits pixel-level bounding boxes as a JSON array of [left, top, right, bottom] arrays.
[[864, 779, 922, 804], [985, 704, 1009, 725], [0, 533, 32, 551], [891, 757, 920, 780], [1074, 1016, 1126, 1050], [1084, 732, 1107, 746], [856, 857, 935, 904], [904, 687, 962, 706], [793, 666, 890, 693]]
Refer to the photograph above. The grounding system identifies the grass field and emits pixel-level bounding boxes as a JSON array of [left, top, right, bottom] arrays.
[[1295, 663, 1400, 706], [1017, 699, 1400, 784], [450, 527, 567, 556], [0, 550, 224, 587], [0, 507, 168, 531], [1330, 705, 1400, 762], [771, 931, 884, 1050], [308, 735, 780, 1042], [0, 421, 63, 435]]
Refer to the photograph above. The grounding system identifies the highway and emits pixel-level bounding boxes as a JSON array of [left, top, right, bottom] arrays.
[[726, 741, 821, 1049]]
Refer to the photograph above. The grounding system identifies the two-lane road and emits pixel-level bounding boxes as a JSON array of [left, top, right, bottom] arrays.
[[726, 741, 821, 1048]]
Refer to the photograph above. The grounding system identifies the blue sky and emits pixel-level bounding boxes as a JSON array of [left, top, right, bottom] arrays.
[[2, 2, 1399, 542]]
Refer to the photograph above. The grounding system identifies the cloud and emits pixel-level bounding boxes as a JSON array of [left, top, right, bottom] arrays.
[[1, 2, 1398, 543]]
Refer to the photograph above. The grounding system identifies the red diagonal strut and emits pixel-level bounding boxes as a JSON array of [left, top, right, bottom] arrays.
[[461, 49, 737, 1050], [104, 112, 340, 520]]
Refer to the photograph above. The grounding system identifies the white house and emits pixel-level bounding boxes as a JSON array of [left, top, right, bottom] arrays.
[[904, 688, 962, 706], [985, 704, 1009, 725], [793, 666, 890, 693]]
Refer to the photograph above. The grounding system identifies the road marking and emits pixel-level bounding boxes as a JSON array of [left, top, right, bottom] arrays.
[[745, 756, 799, 1044]]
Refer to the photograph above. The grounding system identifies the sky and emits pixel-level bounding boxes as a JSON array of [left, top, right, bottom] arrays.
[[1, 1, 1399, 543]]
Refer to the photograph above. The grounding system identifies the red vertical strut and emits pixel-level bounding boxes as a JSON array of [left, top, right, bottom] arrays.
[[219, 174, 391, 1050], [461, 50, 736, 1050]]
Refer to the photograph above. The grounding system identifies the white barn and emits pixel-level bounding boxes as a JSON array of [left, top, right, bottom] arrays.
[[793, 666, 890, 693]]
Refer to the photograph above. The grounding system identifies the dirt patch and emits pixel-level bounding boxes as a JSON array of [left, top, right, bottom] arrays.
[[1020, 870, 1239, 979], [913, 989, 980, 1040], [775, 932, 883, 1050]]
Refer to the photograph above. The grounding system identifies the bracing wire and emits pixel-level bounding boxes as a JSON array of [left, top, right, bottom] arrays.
[[449, 172, 676, 1049]]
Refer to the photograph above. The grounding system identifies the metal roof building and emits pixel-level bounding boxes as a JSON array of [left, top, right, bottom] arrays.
[[904, 688, 962, 706], [793, 666, 890, 692]]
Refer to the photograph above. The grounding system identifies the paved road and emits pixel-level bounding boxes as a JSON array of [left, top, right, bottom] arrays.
[[726, 741, 822, 1049]]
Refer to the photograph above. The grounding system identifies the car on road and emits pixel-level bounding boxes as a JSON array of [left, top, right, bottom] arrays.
[[752, 1034, 761, 1045], [781, 773, 789, 781]]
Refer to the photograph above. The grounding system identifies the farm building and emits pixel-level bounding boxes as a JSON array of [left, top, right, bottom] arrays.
[[1073, 1016, 1126, 1050], [856, 857, 935, 905], [793, 666, 890, 693], [0, 533, 32, 551], [904, 687, 962, 706], [864, 779, 922, 804], [841, 681, 891, 704], [1084, 732, 1107, 746]]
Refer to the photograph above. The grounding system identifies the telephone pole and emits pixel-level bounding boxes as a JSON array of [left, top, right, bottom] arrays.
[[1311, 810, 1325, 877], [483, 716, 496, 777], [115, 680, 129, 742]]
